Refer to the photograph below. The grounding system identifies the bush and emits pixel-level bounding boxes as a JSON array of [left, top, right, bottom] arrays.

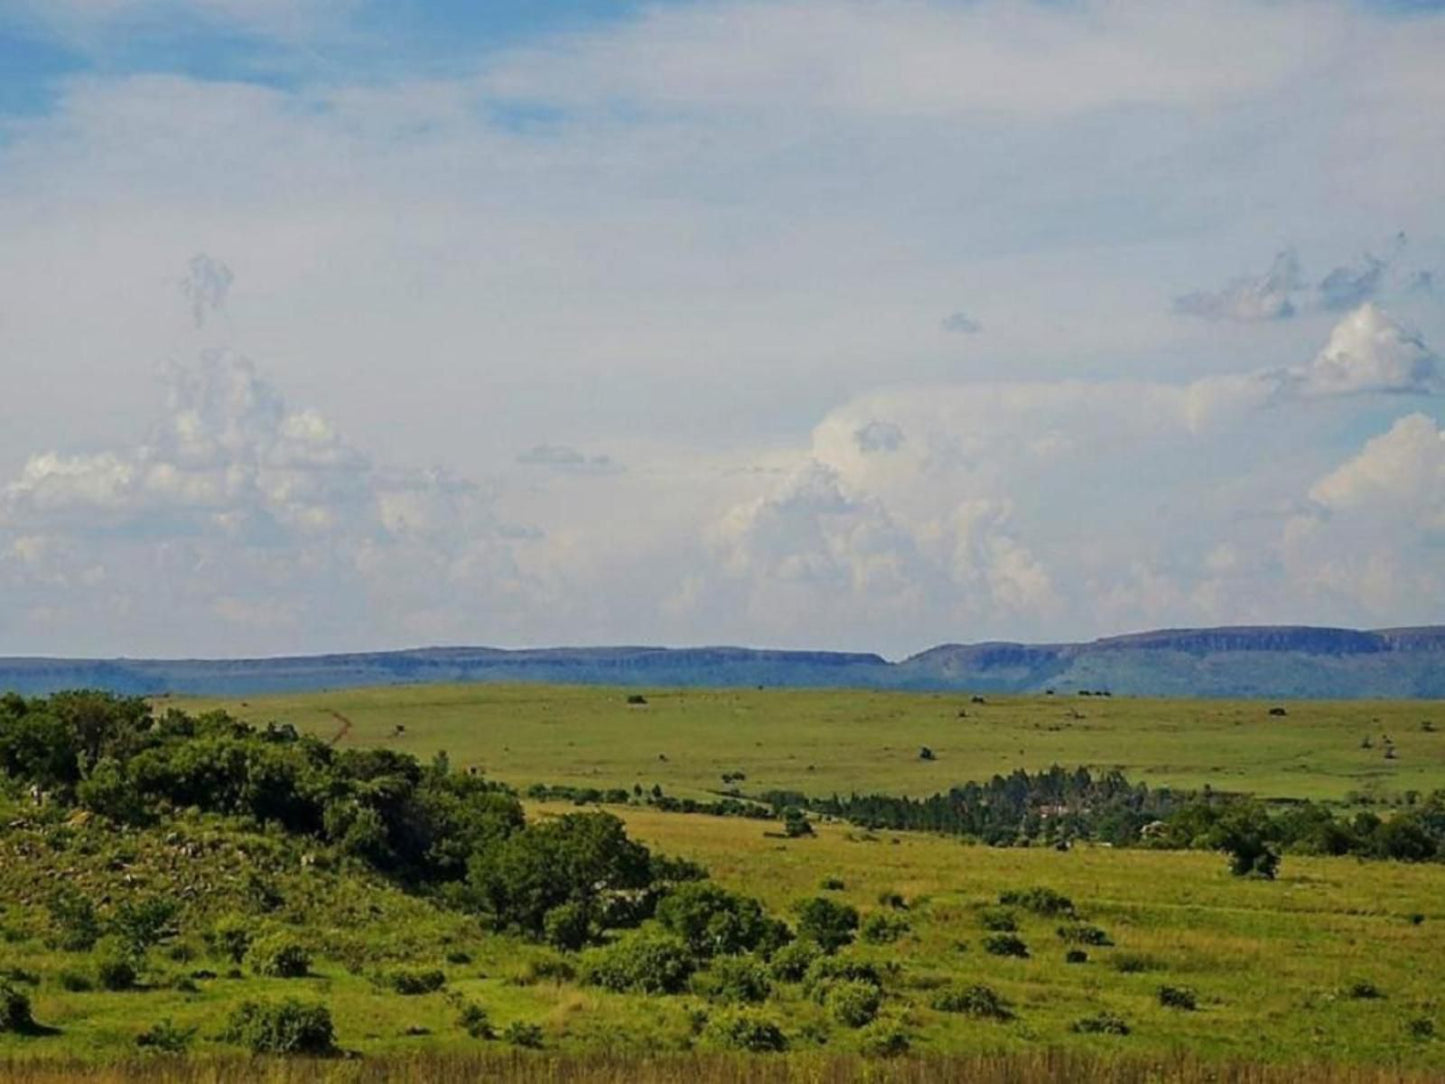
[[542, 901, 595, 952], [1158, 985, 1197, 1011], [57, 970, 94, 992], [860, 913, 910, 945], [999, 887, 1074, 916], [136, 1018, 196, 1053], [95, 940, 138, 991], [656, 882, 789, 959], [1408, 1016, 1435, 1040], [1347, 979, 1384, 1000], [857, 1020, 911, 1056], [503, 1020, 544, 1048], [803, 956, 883, 1002], [782, 808, 814, 838], [770, 940, 821, 983], [828, 980, 882, 1028], [1065, 949, 1089, 965], [794, 897, 859, 954], [457, 1002, 495, 1039], [929, 983, 1013, 1021], [113, 897, 180, 957], [877, 892, 907, 910], [579, 930, 696, 994], [820, 877, 845, 891], [1057, 924, 1113, 946], [703, 1009, 788, 1052], [982, 934, 1029, 958], [46, 887, 100, 952], [0, 982, 35, 1033], [978, 907, 1017, 932], [247, 933, 311, 978], [388, 969, 446, 995], [1072, 1011, 1130, 1035], [446, 950, 473, 965], [697, 955, 771, 1004], [1111, 953, 1164, 974], [223, 998, 336, 1055], [207, 913, 252, 966]]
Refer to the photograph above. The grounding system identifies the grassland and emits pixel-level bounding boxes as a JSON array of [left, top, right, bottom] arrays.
[[180, 684, 1445, 802]]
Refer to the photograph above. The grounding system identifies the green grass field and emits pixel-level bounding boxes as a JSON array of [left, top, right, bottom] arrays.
[[181, 684, 1445, 802]]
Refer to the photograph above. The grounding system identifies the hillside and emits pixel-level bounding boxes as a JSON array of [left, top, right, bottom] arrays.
[[2, 625, 1444, 698]]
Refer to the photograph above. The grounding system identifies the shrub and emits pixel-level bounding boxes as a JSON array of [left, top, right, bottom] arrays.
[[446, 950, 473, 965], [794, 897, 859, 954], [982, 934, 1029, 958], [782, 808, 814, 838], [503, 1020, 545, 1048], [1158, 985, 1197, 1011], [247, 933, 311, 978], [1065, 949, 1089, 965], [703, 1009, 788, 1052], [656, 882, 789, 958], [207, 913, 252, 966], [1408, 1016, 1435, 1040], [113, 897, 180, 957], [136, 1018, 197, 1053], [769, 940, 821, 983], [697, 955, 771, 1004], [978, 907, 1017, 932], [0, 982, 35, 1033], [1347, 979, 1384, 1000], [803, 956, 883, 1002], [930, 983, 1013, 1021], [46, 887, 100, 951], [57, 969, 94, 992], [542, 901, 595, 952], [1057, 924, 1113, 946], [223, 998, 336, 1055], [860, 913, 910, 945], [999, 887, 1074, 916], [457, 1002, 495, 1039], [1111, 953, 1164, 974], [857, 1020, 911, 1056], [579, 930, 696, 994], [877, 892, 907, 910], [388, 969, 446, 995], [515, 954, 576, 985], [828, 980, 882, 1028], [95, 940, 138, 991], [820, 877, 845, 891], [1072, 1011, 1130, 1035]]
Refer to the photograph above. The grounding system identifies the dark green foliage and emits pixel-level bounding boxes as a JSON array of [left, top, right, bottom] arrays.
[[860, 912, 910, 944], [978, 907, 1017, 932], [387, 969, 446, 995], [1347, 979, 1384, 1000], [930, 983, 1014, 1021], [1158, 985, 1197, 1010], [655, 882, 790, 959], [1409, 1017, 1436, 1040], [803, 956, 883, 1002], [999, 887, 1074, 916], [696, 955, 772, 1004], [207, 914, 252, 966], [542, 901, 595, 952], [247, 933, 311, 978], [781, 807, 814, 838], [1065, 949, 1089, 964], [982, 933, 1029, 958], [223, 998, 336, 1055], [1111, 953, 1164, 974], [768, 940, 821, 983], [135, 1018, 197, 1053], [95, 940, 138, 991], [113, 897, 180, 957], [857, 1020, 911, 1056], [793, 896, 859, 954], [57, 970, 94, 992], [703, 1009, 788, 1052], [445, 950, 473, 965], [579, 929, 696, 994], [827, 979, 882, 1027], [46, 886, 100, 951], [1073, 1011, 1131, 1035], [503, 1020, 545, 1048], [877, 891, 907, 910], [1057, 923, 1113, 946], [819, 877, 845, 891], [457, 1002, 495, 1039], [0, 982, 35, 1033]]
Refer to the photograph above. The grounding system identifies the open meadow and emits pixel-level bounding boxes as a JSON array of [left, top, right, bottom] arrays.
[[181, 684, 1445, 803]]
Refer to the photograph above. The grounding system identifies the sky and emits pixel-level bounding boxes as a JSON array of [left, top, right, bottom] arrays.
[[0, 0, 1442, 659]]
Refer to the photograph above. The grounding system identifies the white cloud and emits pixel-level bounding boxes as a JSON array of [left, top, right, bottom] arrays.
[[1280, 303, 1439, 398], [1309, 413, 1445, 526], [1173, 250, 1301, 322]]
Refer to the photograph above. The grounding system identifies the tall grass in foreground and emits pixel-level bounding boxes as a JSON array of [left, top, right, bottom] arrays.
[[2, 1053, 1442, 1084]]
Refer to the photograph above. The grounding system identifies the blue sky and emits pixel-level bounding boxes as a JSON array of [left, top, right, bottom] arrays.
[[0, 0, 1442, 657]]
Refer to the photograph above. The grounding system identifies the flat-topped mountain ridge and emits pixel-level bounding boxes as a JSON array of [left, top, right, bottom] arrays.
[[2, 624, 1442, 698]]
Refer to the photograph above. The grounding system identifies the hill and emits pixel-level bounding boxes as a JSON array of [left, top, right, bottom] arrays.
[[2, 625, 1444, 698]]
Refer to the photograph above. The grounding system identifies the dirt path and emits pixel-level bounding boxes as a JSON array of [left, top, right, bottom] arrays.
[[326, 708, 354, 746]]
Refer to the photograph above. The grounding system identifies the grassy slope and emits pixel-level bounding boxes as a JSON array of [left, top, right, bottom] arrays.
[[179, 685, 1445, 802]]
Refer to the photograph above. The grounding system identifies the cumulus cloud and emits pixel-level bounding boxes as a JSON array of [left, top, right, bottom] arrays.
[[1278, 304, 1439, 398], [1316, 232, 1405, 311], [1308, 412, 1445, 525], [853, 421, 904, 454], [1173, 249, 1302, 322]]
